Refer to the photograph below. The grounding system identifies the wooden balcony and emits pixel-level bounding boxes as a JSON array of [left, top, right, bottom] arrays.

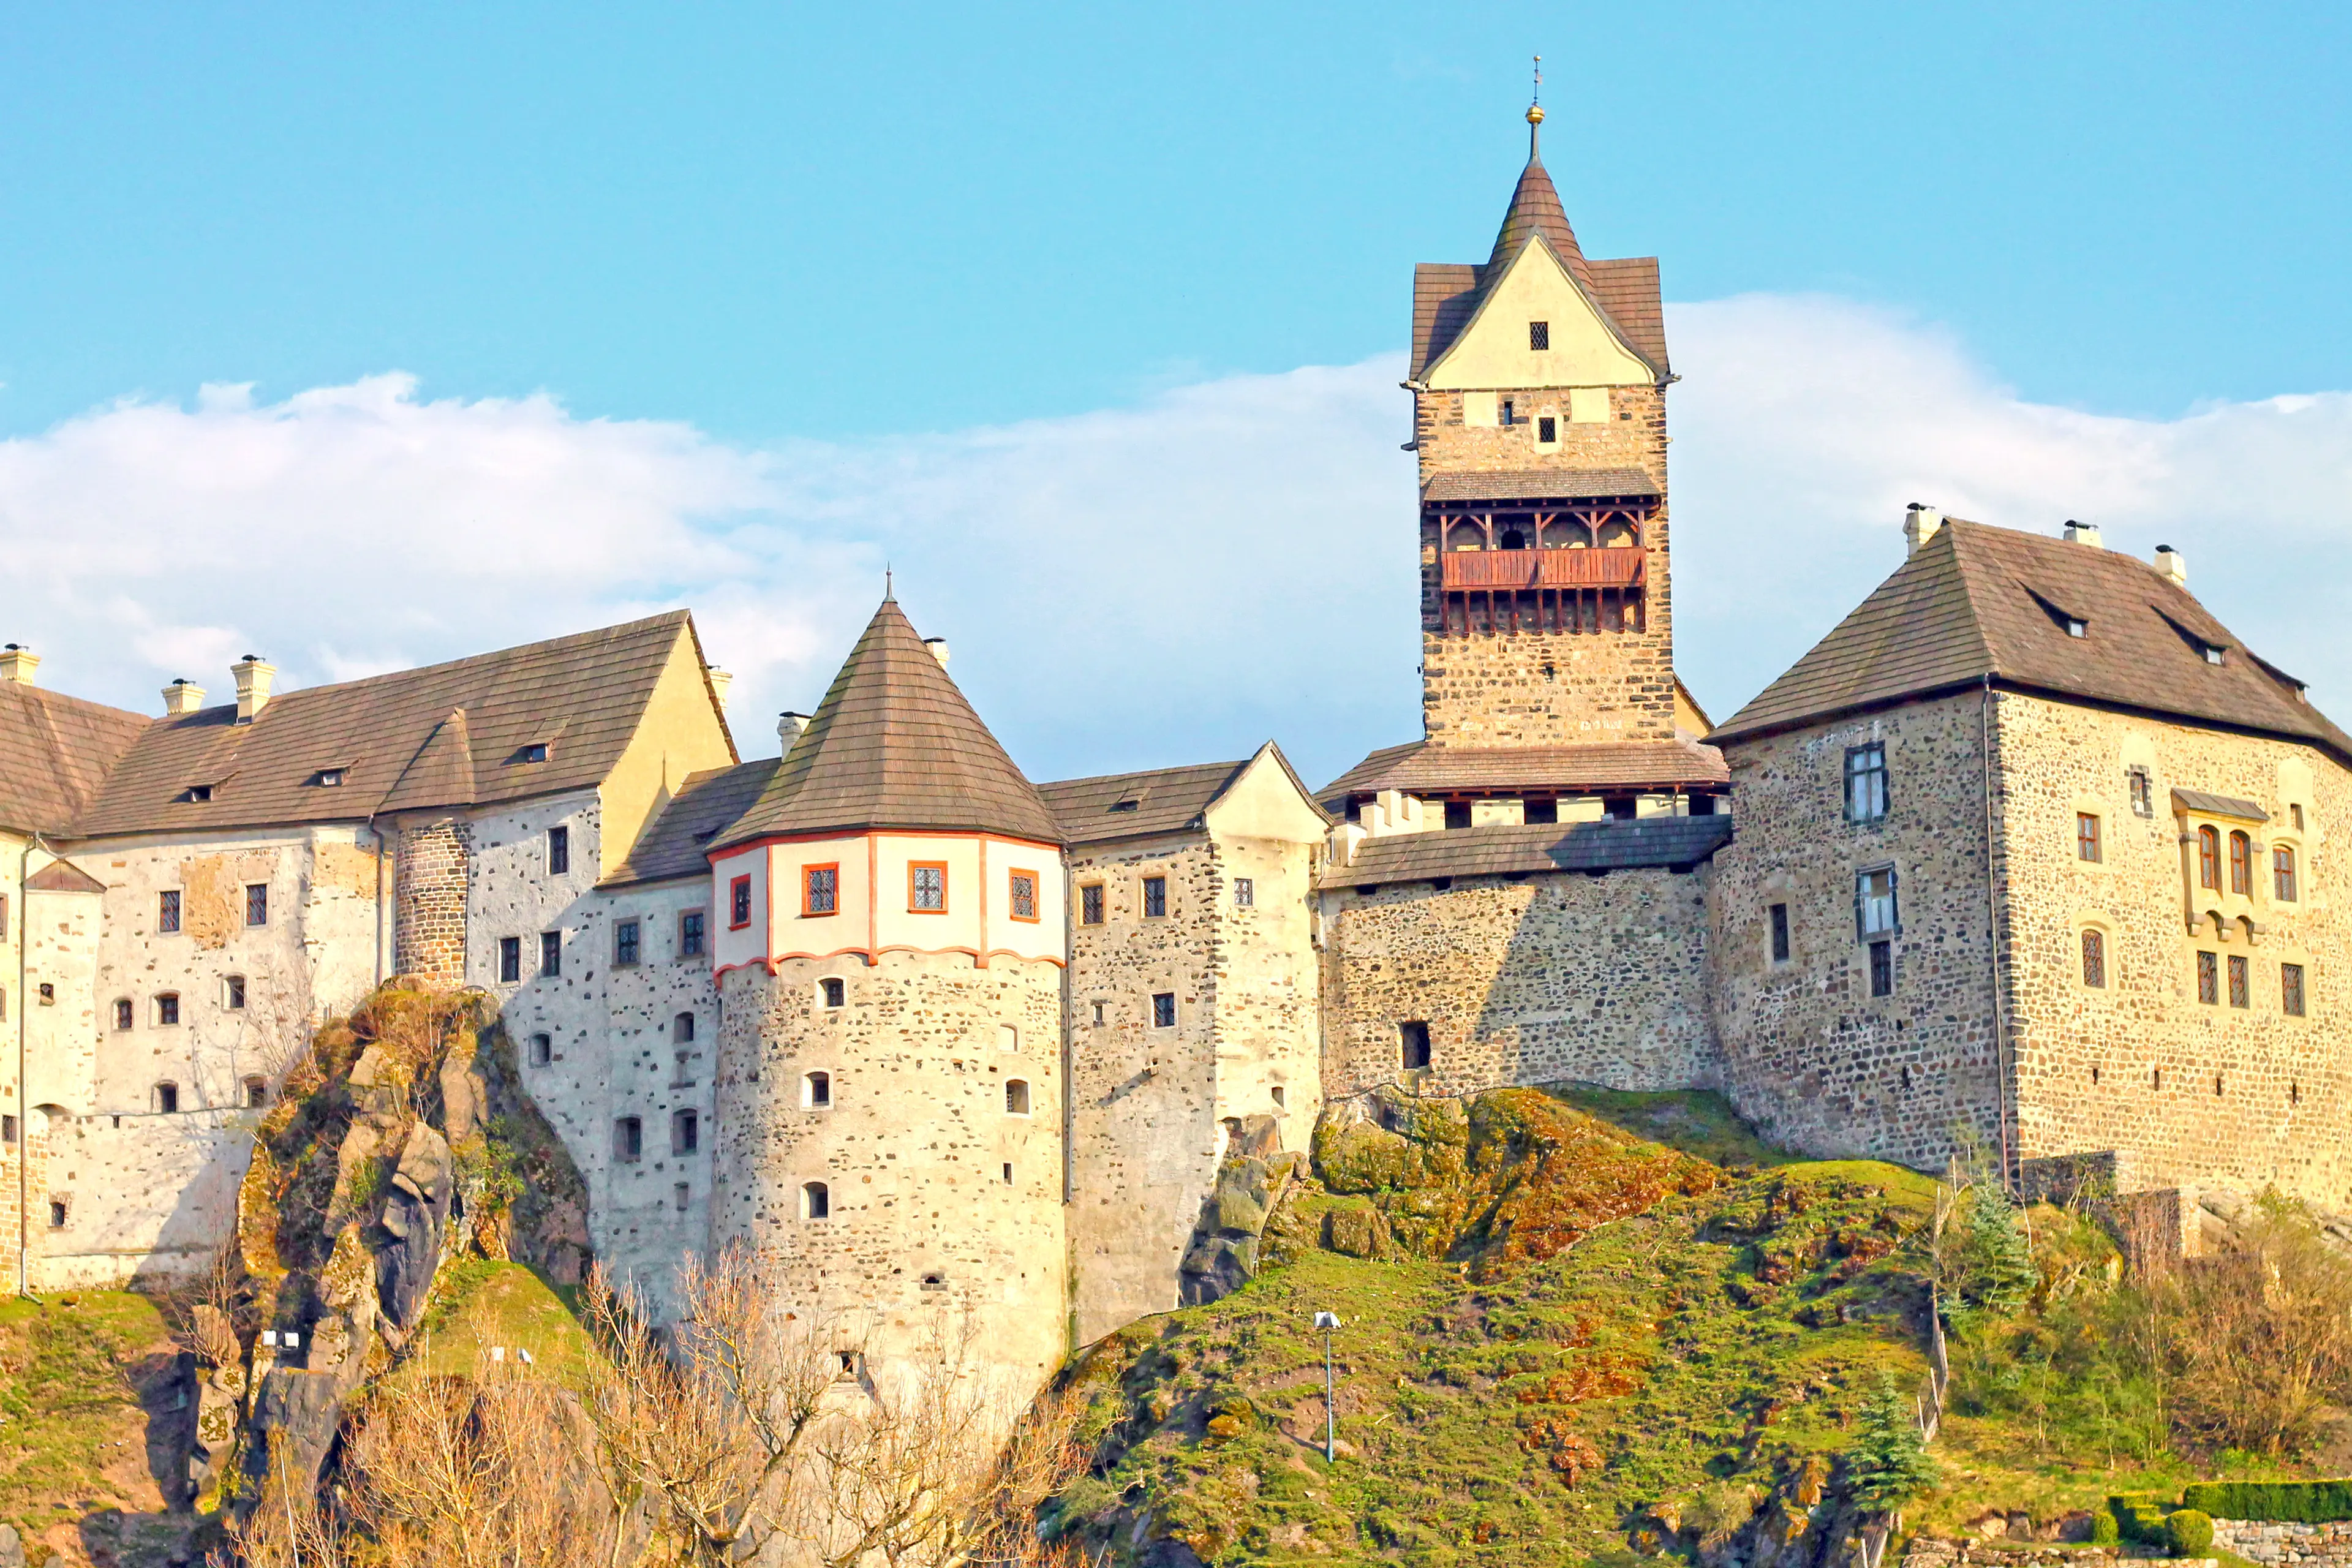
[[1440, 546, 1646, 592]]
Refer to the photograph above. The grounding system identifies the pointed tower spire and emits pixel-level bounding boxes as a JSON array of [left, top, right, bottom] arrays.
[[1485, 78, 1594, 293]]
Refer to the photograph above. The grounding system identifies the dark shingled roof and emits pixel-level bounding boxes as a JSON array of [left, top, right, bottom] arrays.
[[1038, 745, 1327, 846], [714, 599, 1059, 848], [1712, 521, 2352, 762], [1321, 815, 1733, 890], [75, 611, 721, 837], [2173, 788, 2266, 823], [605, 758, 782, 887], [1321, 739, 1728, 808], [1487, 143, 1596, 293], [1421, 468, 1660, 504], [0, 682, 149, 836]]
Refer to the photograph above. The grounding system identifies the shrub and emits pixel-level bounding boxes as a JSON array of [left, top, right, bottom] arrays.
[[2165, 1508, 2213, 1556], [2111, 1494, 2173, 1545], [2089, 1509, 2119, 1547], [2181, 1480, 2352, 1523]]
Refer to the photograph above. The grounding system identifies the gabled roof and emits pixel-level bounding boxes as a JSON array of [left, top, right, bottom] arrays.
[[1321, 815, 1733, 890], [75, 611, 721, 838], [1712, 521, 2352, 761], [1408, 124, 1668, 384], [1320, 739, 1728, 809], [605, 758, 781, 887], [714, 598, 1060, 848], [1038, 744, 1327, 846], [0, 683, 149, 837], [24, 857, 107, 894]]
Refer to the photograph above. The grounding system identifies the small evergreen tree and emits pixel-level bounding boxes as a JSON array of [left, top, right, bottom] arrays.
[[1845, 1379, 1939, 1513], [1958, 1184, 2035, 1314]]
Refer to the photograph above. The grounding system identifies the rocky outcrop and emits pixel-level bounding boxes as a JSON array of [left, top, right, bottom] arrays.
[[1178, 1121, 1302, 1307]]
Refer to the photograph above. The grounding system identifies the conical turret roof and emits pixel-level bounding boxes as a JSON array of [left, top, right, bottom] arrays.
[[1485, 120, 1594, 293], [713, 598, 1061, 848]]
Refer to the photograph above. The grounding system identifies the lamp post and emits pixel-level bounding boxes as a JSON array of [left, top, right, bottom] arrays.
[[1313, 1311, 1342, 1463]]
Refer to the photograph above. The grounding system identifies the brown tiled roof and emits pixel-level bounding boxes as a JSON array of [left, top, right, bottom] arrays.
[[605, 758, 781, 887], [714, 599, 1060, 848], [1038, 745, 1327, 846], [0, 684, 149, 836], [1713, 521, 2352, 761], [1321, 815, 1732, 889], [1321, 739, 1728, 807], [75, 612, 720, 837], [2173, 788, 2266, 823], [1408, 146, 1669, 383], [25, 857, 107, 894], [1420, 468, 1660, 503]]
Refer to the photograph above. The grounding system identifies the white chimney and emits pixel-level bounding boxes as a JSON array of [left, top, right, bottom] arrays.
[[0, 644, 39, 685], [779, 711, 810, 748], [2064, 519, 2104, 549], [231, 655, 276, 724], [706, 668, 734, 710], [2154, 545, 2187, 585], [162, 679, 206, 715], [922, 637, 950, 667], [1903, 503, 1943, 556]]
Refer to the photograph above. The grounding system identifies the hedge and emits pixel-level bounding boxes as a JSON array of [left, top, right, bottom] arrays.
[[2111, 1494, 2174, 1545], [2167, 1509, 2214, 1556], [2182, 1481, 2352, 1523]]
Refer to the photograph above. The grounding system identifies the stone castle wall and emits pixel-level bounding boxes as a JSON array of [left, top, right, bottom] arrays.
[[710, 949, 1067, 1397], [394, 818, 470, 979], [1318, 862, 1715, 1098], [1708, 693, 2006, 1172], [1991, 693, 2352, 1209], [1415, 383, 1676, 746]]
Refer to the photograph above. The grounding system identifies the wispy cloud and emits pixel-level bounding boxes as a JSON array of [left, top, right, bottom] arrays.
[[3, 303, 2348, 793]]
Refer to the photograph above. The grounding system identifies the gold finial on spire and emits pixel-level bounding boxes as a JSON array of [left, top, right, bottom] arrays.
[[1527, 55, 1544, 149]]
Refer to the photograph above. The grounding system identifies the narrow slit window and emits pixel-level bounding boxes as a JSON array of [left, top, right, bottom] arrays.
[[541, 930, 562, 978], [2230, 830, 2252, 895], [2198, 950, 2219, 1005], [2198, 826, 2221, 889], [2275, 845, 2299, 902], [2228, 953, 2250, 1008], [2077, 812, 2101, 862], [2128, 767, 2153, 817], [2283, 962, 2307, 1017], [1868, 940, 1894, 998], [1768, 903, 1790, 963], [547, 825, 570, 875], [499, 937, 522, 983]]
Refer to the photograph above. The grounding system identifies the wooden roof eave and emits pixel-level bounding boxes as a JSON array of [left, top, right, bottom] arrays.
[[1420, 233, 1667, 389]]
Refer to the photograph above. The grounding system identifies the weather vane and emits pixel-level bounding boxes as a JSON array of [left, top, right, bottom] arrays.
[[1532, 53, 1542, 107]]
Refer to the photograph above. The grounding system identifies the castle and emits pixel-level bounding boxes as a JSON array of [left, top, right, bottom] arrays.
[[1, 104, 2343, 1398]]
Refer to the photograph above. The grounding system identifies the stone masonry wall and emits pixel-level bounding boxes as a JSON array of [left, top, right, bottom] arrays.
[[1708, 693, 2005, 1172], [1066, 835, 1223, 1344], [2213, 1519, 2352, 1566], [1319, 861, 1715, 1098], [394, 817, 470, 980], [710, 949, 1066, 1402], [1992, 693, 2352, 1208], [1415, 383, 1675, 746], [1207, 831, 1324, 1144]]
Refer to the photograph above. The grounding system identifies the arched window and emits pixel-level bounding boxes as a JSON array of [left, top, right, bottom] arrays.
[[1004, 1079, 1031, 1115], [673, 1012, 695, 1043], [2197, 825, 2220, 889], [1498, 527, 1528, 551], [2275, 844, 2299, 902], [2080, 929, 2106, 989], [154, 1082, 179, 1114], [804, 1071, 831, 1108], [2229, 831, 2252, 895], [802, 1182, 830, 1220]]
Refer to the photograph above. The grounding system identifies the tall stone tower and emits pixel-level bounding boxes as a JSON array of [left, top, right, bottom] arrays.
[[1407, 101, 1676, 749], [702, 597, 1069, 1402]]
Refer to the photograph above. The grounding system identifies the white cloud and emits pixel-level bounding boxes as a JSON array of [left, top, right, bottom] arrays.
[[3, 307, 2349, 796]]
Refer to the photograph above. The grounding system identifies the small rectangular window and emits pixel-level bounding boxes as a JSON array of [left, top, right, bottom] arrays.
[[48, 1199, 67, 1229], [1090, 1000, 1106, 1026], [2228, 953, 2250, 1009], [2292, 803, 2305, 832], [225, 974, 247, 1010], [910, 862, 947, 912], [1, 1115, 14, 1144], [245, 883, 268, 927], [1152, 992, 1176, 1028], [1868, 940, 1894, 998], [672, 1110, 699, 1156], [2275, 845, 2299, 903], [2198, 949, 2220, 1005], [821, 976, 845, 1009], [246, 1077, 268, 1108], [729, 874, 753, 929], [541, 930, 562, 978], [2128, 767, 2154, 817], [1523, 797, 1558, 825], [1142, 876, 1167, 918], [2080, 929, 2106, 988], [804, 864, 839, 916], [1233, 878, 1254, 908], [156, 993, 180, 1027], [1009, 870, 1039, 922], [157, 890, 182, 933], [1537, 415, 1558, 442], [614, 1117, 643, 1162], [1855, 867, 1899, 938], [679, 909, 706, 958], [1769, 903, 1790, 963], [2077, 812, 2102, 862], [530, 1033, 552, 1067], [2283, 962, 2307, 1017], [317, 767, 344, 787], [499, 937, 521, 984], [1501, 399, 1516, 426], [1844, 744, 1889, 823], [1080, 884, 1104, 925], [1529, 320, 1550, 350], [113, 998, 133, 1031], [0, 893, 7, 939], [674, 1182, 691, 1213], [1400, 1020, 1431, 1070], [614, 918, 641, 967], [547, 826, 570, 875]]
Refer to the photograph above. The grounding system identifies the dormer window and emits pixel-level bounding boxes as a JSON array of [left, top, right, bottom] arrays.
[[1109, 797, 1140, 813], [515, 742, 550, 764], [2204, 644, 2226, 666], [1529, 321, 1550, 351], [2066, 619, 2087, 639], [315, 767, 345, 787], [179, 785, 213, 804]]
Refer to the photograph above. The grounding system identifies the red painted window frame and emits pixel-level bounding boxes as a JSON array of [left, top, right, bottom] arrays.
[[1008, 868, 1040, 922], [728, 873, 754, 930], [802, 862, 840, 918], [908, 861, 949, 914]]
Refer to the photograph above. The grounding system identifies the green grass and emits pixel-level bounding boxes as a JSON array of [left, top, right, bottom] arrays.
[[1543, 1088, 1797, 1171], [0, 1291, 174, 1544], [407, 1259, 595, 1382]]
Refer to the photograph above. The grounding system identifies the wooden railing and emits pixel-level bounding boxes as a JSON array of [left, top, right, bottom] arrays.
[[1440, 546, 1646, 591]]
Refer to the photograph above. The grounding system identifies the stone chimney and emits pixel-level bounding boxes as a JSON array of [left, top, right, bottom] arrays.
[[2064, 519, 2104, 549], [706, 668, 734, 710], [232, 655, 276, 724], [922, 638, 950, 667], [2154, 545, 2187, 585], [162, 679, 206, 715], [1903, 503, 1943, 556], [0, 644, 39, 685], [779, 711, 810, 748]]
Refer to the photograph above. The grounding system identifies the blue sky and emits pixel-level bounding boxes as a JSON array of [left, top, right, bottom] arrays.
[[4, 4, 2350, 788]]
